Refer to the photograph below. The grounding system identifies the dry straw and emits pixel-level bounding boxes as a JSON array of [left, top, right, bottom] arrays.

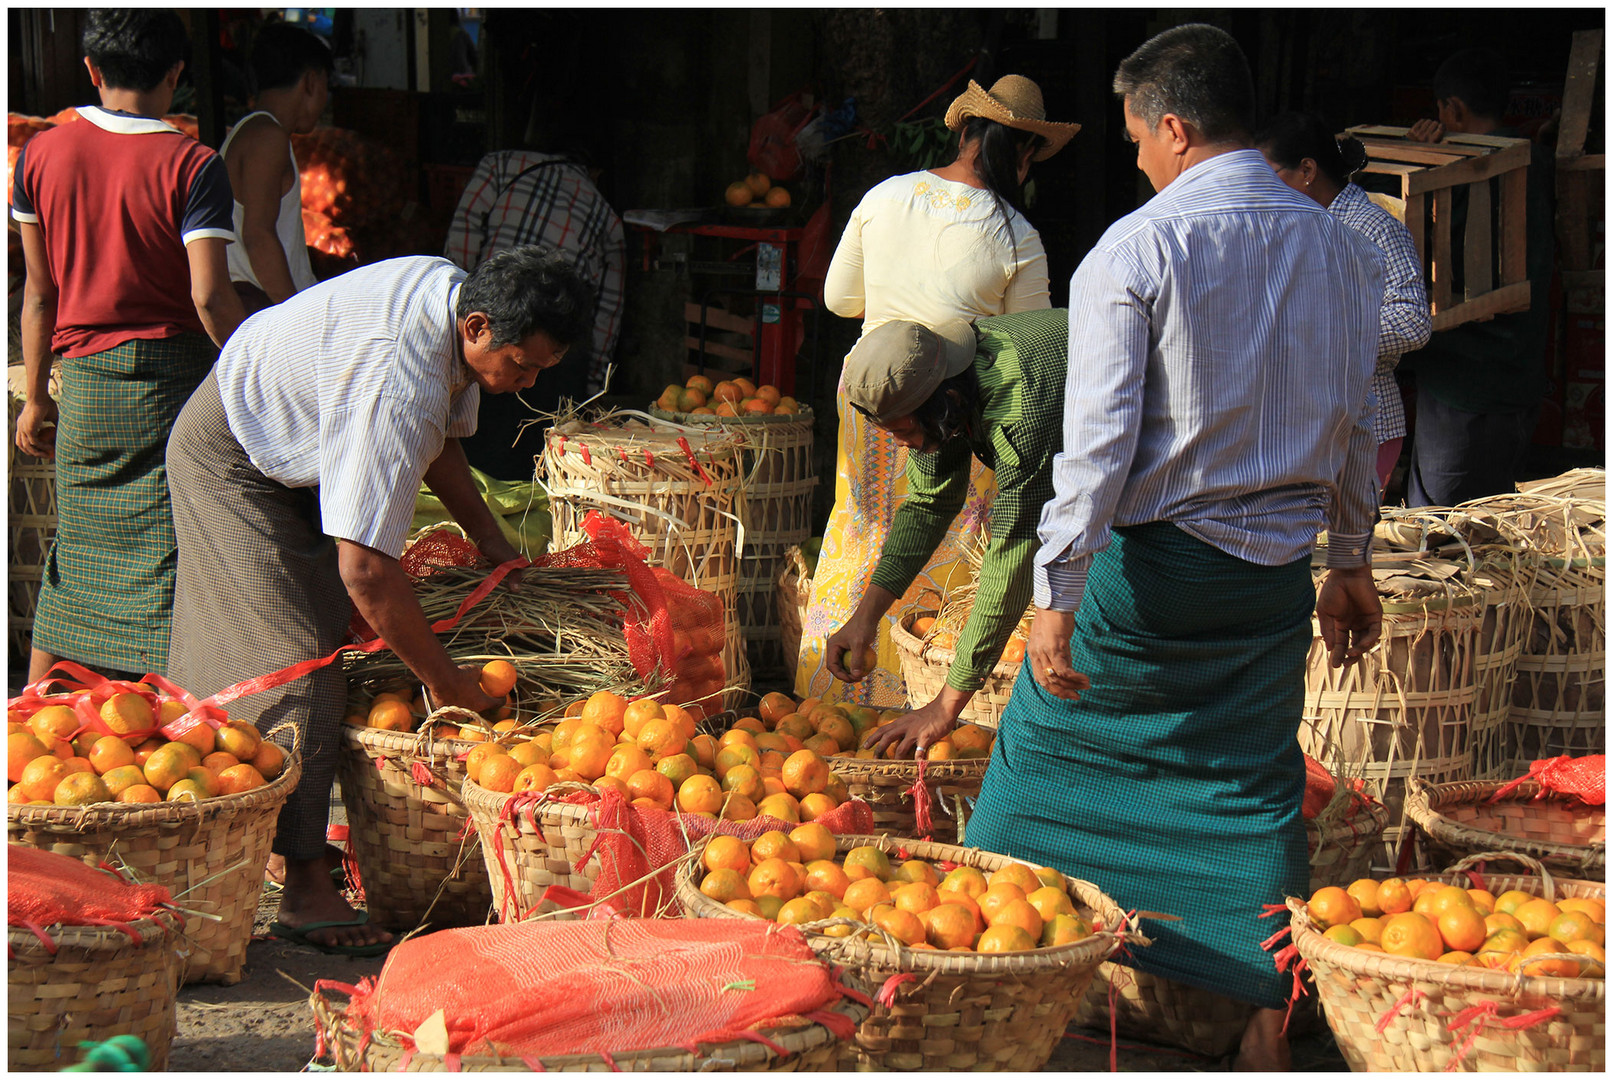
[[676, 832, 1142, 1072], [1288, 851, 1604, 1072], [1404, 775, 1605, 880]]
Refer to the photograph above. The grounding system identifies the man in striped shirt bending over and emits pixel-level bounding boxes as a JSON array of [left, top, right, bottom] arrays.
[[165, 248, 594, 955], [963, 24, 1384, 1070]]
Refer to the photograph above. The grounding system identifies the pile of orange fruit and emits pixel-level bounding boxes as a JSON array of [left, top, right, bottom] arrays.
[[724, 170, 790, 209], [1306, 877, 1606, 978], [458, 689, 853, 823], [695, 830, 1093, 953], [911, 615, 1028, 670], [7, 693, 285, 807], [657, 374, 800, 418], [736, 690, 995, 763]]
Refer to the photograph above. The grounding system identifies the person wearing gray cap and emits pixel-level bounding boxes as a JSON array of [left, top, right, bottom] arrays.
[[822, 308, 1076, 746]]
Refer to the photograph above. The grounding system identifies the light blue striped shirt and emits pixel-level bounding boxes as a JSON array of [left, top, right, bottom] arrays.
[[215, 256, 481, 559], [1035, 149, 1383, 611]]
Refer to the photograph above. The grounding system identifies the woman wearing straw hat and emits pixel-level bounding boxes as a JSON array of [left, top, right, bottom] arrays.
[[797, 74, 1079, 707]]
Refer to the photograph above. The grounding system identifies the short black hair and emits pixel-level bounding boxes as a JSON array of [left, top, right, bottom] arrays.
[[249, 23, 334, 95], [907, 365, 980, 451], [1255, 111, 1369, 188], [1434, 48, 1509, 121], [82, 9, 189, 92], [1113, 23, 1254, 143], [457, 248, 595, 350]]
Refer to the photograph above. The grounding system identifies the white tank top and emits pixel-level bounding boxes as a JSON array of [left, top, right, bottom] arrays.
[[221, 111, 316, 294]]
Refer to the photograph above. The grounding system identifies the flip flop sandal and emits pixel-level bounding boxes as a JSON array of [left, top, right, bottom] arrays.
[[269, 912, 393, 958]]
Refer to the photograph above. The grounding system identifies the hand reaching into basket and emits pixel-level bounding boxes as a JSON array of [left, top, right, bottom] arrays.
[[863, 693, 967, 760]]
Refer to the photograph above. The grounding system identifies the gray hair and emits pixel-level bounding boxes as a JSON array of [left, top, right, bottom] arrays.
[[1112, 23, 1254, 144]]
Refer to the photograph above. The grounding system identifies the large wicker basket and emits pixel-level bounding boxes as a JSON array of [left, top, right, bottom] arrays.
[[1290, 853, 1605, 1072], [460, 780, 613, 922], [309, 979, 864, 1071], [676, 833, 1139, 1071], [824, 754, 986, 845], [1404, 776, 1606, 880], [890, 610, 1019, 730], [336, 724, 493, 932], [7, 752, 300, 985], [8, 914, 183, 1071]]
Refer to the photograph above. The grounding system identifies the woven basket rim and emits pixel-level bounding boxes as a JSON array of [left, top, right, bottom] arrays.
[[648, 404, 816, 425], [1403, 778, 1606, 867], [1287, 892, 1606, 1000], [6, 911, 183, 954], [677, 832, 1137, 976], [544, 420, 744, 455], [825, 753, 989, 779], [459, 775, 601, 827], [309, 976, 864, 1069], [1307, 794, 1392, 840], [342, 721, 480, 759], [6, 750, 303, 829], [891, 608, 1022, 679]]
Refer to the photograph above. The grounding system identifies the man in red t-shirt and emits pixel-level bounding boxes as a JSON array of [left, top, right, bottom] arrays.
[[12, 9, 243, 683]]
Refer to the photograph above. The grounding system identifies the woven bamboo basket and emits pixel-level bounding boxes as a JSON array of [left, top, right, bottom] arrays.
[[309, 979, 865, 1072], [650, 406, 817, 678], [8, 913, 184, 1071], [1404, 776, 1606, 880], [1301, 559, 1484, 873], [1306, 794, 1393, 891], [776, 545, 812, 676], [460, 779, 615, 922], [823, 754, 987, 845], [7, 751, 301, 985], [890, 610, 1019, 731], [1290, 852, 1605, 1072], [7, 364, 58, 659], [336, 724, 493, 932], [541, 413, 751, 712], [677, 833, 1140, 1071]]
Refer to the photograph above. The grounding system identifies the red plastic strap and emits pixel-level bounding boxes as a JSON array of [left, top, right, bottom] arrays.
[[580, 443, 591, 466], [397, 1046, 414, 1070], [1393, 825, 1418, 875], [410, 761, 437, 788], [1258, 902, 1288, 919], [521, 1055, 546, 1072], [1260, 924, 1292, 951], [675, 436, 714, 486], [1491, 757, 1564, 802], [1106, 969, 1121, 1072], [1462, 866, 1488, 891], [18, 919, 57, 955], [898, 56, 978, 121], [907, 758, 933, 839], [644, 450, 654, 468], [1444, 1003, 1561, 1072], [444, 1052, 462, 1071], [731, 1030, 788, 1060], [875, 972, 917, 1007], [803, 1007, 856, 1040], [618, 448, 629, 464], [893, 846, 911, 861], [1375, 987, 1426, 1034], [598, 1049, 618, 1072]]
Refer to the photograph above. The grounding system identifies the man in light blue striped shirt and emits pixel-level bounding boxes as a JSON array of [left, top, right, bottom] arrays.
[[166, 248, 594, 955], [963, 25, 1384, 1071]]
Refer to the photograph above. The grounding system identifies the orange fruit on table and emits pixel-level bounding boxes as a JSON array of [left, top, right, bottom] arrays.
[[480, 754, 524, 793], [749, 857, 802, 901], [28, 704, 79, 742], [513, 762, 559, 793], [8, 730, 50, 782], [978, 924, 1037, 953], [843, 877, 891, 915], [626, 768, 674, 808], [701, 868, 752, 904], [1512, 898, 1563, 939], [722, 764, 766, 804], [720, 793, 758, 821], [216, 763, 267, 795], [1437, 904, 1489, 953], [687, 733, 718, 770], [788, 822, 835, 863], [621, 697, 664, 739], [565, 722, 615, 780], [581, 692, 629, 736], [480, 659, 518, 698], [757, 692, 795, 726], [1376, 878, 1413, 915], [763, 186, 790, 208], [870, 904, 926, 946], [725, 181, 753, 207], [750, 830, 800, 866], [843, 845, 892, 883], [250, 740, 286, 780], [1307, 886, 1363, 929], [743, 172, 771, 198], [1346, 879, 1383, 918], [756, 792, 801, 823], [1381, 912, 1444, 961]]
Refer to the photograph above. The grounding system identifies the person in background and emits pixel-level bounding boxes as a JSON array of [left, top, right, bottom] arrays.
[[12, 8, 244, 684], [1257, 111, 1432, 496], [963, 25, 1384, 1070], [220, 21, 332, 314], [444, 106, 624, 478], [1399, 47, 1556, 506], [822, 311, 1071, 750], [798, 75, 1079, 708], [166, 248, 594, 955]]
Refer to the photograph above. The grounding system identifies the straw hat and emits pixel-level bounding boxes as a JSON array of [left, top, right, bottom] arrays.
[[944, 75, 1081, 161]]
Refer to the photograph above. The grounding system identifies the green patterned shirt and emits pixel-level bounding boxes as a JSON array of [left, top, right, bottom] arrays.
[[869, 308, 1068, 693]]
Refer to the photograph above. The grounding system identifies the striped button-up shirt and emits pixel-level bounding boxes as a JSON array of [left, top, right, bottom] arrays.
[[1329, 183, 1430, 443], [1035, 149, 1383, 612], [444, 151, 624, 394], [215, 256, 480, 559]]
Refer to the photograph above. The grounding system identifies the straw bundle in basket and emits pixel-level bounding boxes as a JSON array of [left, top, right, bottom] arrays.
[[1462, 485, 1606, 775], [775, 545, 812, 675], [8, 914, 184, 1071], [890, 610, 1021, 731], [650, 406, 817, 678], [309, 980, 865, 1072], [460, 778, 611, 923], [1301, 552, 1485, 872], [824, 754, 986, 845], [6, 363, 58, 658], [676, 833, 1140, 1072], [542, 412, 751, 711], [1404, 776, 1606, 880], [6, 752, 302, 985], [1289, 852, 1605, 1072], [1306, 791, 1392, 891]]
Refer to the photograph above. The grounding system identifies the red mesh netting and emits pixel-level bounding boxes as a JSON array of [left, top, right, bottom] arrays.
[[491, 787, 874, 922], [341, 918, 856, 1060], [349, 528, 486, 643], [1493, 755, 1606, 806], [8, 847, 174, 938], [1301, 752, 1375, 821], [535, 513, 727, 715]]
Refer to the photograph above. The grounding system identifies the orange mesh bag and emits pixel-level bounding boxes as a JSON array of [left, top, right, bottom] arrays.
[[336, 919, 858, 1060], [1493, 754, 1606, 805], [8, 846, 175, 940], [347, 527, 486, 642]]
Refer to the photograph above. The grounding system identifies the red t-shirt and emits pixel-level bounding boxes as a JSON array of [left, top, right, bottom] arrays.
[[11, 106, 235, 358]]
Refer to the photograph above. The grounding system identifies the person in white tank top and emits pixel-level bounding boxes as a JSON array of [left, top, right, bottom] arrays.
[[222, 23, 331, 312]]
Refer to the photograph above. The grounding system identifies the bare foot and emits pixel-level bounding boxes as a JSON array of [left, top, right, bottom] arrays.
[[1234, 1007, 1291, 1071], [274, 858, 392, 951]]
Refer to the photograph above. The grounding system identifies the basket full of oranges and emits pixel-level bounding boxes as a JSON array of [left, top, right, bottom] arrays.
[[891, 610, 1024, 732], [1290, 851, 1605, 1072], [675, 831, 1140, 1071]]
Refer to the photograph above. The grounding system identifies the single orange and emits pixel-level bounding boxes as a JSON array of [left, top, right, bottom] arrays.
[[1466, 889, 1497, 914], [250, 741, 287, 780], [1350, 917, 1385, 944], [978, 882, 1027, 925], [701, 868, 752, 903], [748, 857, 802, 901], [989, 863, 1043, 895], [720, 793, 758, 822], [757, 692, 796, 727], [803, 859, 852, 899], [1494, 889, 1536, 916], [16, 755, 71, 802], [892, 882, 940, 916], [464, 742, 506, 783], [756, 792, 801, 823], [216, 763, 267, 795], [1437, 904, 1490, 953], [1347, 879, 1383, 918], [1513, 898, 1563, 939], [726, 898, 764, 918], [1377, 878, 1414, 915], [1323, 925, 1363, 947], [215, 720, 261, 760], [978, 924, 1037, 953], [1518, 936, 1580, 978], [940, 865, 989, 899], [368, 699, 414, 732], [1558, 898, 1606, 922], [1548, 910, 1603, 947], [988, 897, 1044, 940], [788, 822, 836, 863], [1308, 886, 1364, 929], [8, 730, 50, 782], [85, 735, 136, 775], [117, 783, 162, 804], [843, 877, 891, 915], [870, 904, 926, 946], [843, 845, 892, 883], [605, 744, 654, 781], [936, 889, 986, 932], [777, 897, 825, 926], [626, 768, 674, 808], [722, 764, 766, 803], [53, 771, 113, 806], [100, 693, 155, 737], [676, 774, 724, 815], [202, 750, 241, 775], [1042, 912, 1093, 947], [1026, 885, 1076, 923], [1381, 912, 1443, 961], [799, 793, 837, 821], [781, 749, 829, 798], [893, 860, 941, 887], [580, 691, 629, 736], [513, 763, 560, 793], [1563, 940, 1605, 977], [27, 704, 80, 742], [479, 659, 519, 698], [620, 697, 664, 739]]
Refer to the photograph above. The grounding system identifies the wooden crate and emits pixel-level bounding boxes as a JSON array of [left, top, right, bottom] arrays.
[[1346, 124, 1533, 332], [1555, 28, 1605, 278]]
